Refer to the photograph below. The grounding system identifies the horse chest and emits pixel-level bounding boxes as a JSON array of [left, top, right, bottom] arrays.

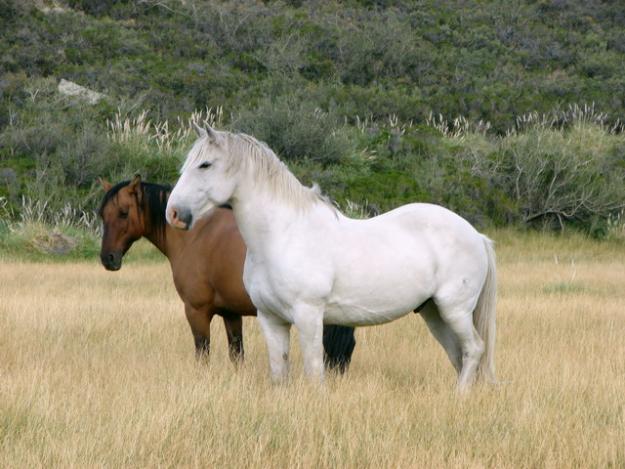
[[243, 264, 283, 315], [242, 255, 309, 320], [170, 258, 213, 306]]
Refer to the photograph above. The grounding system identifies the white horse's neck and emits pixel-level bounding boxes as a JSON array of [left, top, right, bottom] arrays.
[[228, 170, 330, 256], [230, 182, 290, 253]]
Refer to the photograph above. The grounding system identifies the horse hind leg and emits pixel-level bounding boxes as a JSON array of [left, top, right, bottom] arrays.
[[323, 325, 356, 374], [417, 300, 462, 374], [433, 298, 485, 393]]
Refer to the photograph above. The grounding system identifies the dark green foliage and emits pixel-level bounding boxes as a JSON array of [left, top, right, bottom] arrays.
[[3, 0, 625, 128], [233, 95, 350, 165], [0, 78, 181, 215], [2, 0, 625, 244]]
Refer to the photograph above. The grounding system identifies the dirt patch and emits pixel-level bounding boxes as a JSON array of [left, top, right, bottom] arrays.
[[30, 229, 77, 255]]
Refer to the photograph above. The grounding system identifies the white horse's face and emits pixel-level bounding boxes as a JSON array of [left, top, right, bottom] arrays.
[[166, 127, 237, 230]]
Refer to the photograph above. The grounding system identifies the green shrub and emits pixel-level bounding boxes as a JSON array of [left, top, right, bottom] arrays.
[[467, 120, 625, 232], [233, 95, 351, 165]]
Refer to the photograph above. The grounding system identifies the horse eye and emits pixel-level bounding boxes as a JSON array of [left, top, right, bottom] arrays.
[[198, 161, 212, 169], [119, 211, 129, 219]]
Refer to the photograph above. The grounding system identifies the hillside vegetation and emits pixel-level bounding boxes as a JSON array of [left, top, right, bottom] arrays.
[[2, 0, 625, 256]]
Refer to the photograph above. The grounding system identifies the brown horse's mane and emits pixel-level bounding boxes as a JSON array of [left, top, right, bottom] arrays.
[[100, 181, 171, 239]]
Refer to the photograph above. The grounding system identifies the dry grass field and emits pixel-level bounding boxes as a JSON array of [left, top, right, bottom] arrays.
[[1, 231, 625, 468]]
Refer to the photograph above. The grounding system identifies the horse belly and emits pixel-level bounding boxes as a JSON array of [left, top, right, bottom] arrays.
[[324, 235, 434, 326], [324, 273, 432, 326], [323, 299, 419, 326]]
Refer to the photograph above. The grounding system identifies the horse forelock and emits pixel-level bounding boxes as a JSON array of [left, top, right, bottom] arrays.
[[99, 180, 129, 216], [181, 136, 210, 173]]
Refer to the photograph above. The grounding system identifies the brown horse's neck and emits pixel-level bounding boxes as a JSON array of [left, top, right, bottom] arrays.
[[142, 222, 168, 256], [144, 223, 188, 260]]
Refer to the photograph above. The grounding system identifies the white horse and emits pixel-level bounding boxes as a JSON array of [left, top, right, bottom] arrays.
[[166, 125, 496, 392]]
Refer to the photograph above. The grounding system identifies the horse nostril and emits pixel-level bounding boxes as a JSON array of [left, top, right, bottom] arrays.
[[168, 207, 180, 225], [169, 206, 192, 230], [101, 251, 121, 270]]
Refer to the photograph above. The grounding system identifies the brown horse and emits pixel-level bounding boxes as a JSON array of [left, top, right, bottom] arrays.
[[98, 175, 355, 371]]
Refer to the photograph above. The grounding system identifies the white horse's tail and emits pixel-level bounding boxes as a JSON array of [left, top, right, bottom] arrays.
[[473, 235, 497, 383]]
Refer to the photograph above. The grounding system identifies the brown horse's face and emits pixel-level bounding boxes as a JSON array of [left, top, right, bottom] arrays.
[[99, 179, 145, 271]]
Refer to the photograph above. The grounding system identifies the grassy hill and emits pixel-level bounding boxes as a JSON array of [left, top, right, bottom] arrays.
[[4, 1, 625, 127], [1, 0, 625, 252]]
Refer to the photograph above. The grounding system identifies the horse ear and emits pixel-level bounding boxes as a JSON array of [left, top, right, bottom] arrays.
[[192, 121, 207, 138], [129, 174, 143, 203], [205, 125, 219, 144], [98, 177, 112, 192], [193, 121, 219, 144], [128, 174, 141, 192]]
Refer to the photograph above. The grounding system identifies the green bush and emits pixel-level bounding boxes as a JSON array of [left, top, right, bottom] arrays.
[[492, 123, 625, 233], [233, 95, 351, 165], [0, 77, 185, 216]]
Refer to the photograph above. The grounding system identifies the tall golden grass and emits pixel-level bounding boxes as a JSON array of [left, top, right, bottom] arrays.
[[1, 231, 624, 467]]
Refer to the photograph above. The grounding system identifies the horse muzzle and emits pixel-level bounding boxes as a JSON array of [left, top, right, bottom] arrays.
[[101, 251, 123, 271], [167, 206, 193, 230]]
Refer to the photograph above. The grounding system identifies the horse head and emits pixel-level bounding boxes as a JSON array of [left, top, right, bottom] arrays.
[[98, 175, 146, 271], [167, 124, 237, 230]]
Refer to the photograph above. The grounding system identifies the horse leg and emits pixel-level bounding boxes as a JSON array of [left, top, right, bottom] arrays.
[[417, 300, 462, 374], [293, 305, 325, 382], [221, 312, 244, 364], [257, 310, 291, 382], [435, 298, 485, 393], [184, 303, 214, 360]]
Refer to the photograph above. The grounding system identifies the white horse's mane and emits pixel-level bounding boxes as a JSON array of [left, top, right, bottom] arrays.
[[188, 130, 335, 212]]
